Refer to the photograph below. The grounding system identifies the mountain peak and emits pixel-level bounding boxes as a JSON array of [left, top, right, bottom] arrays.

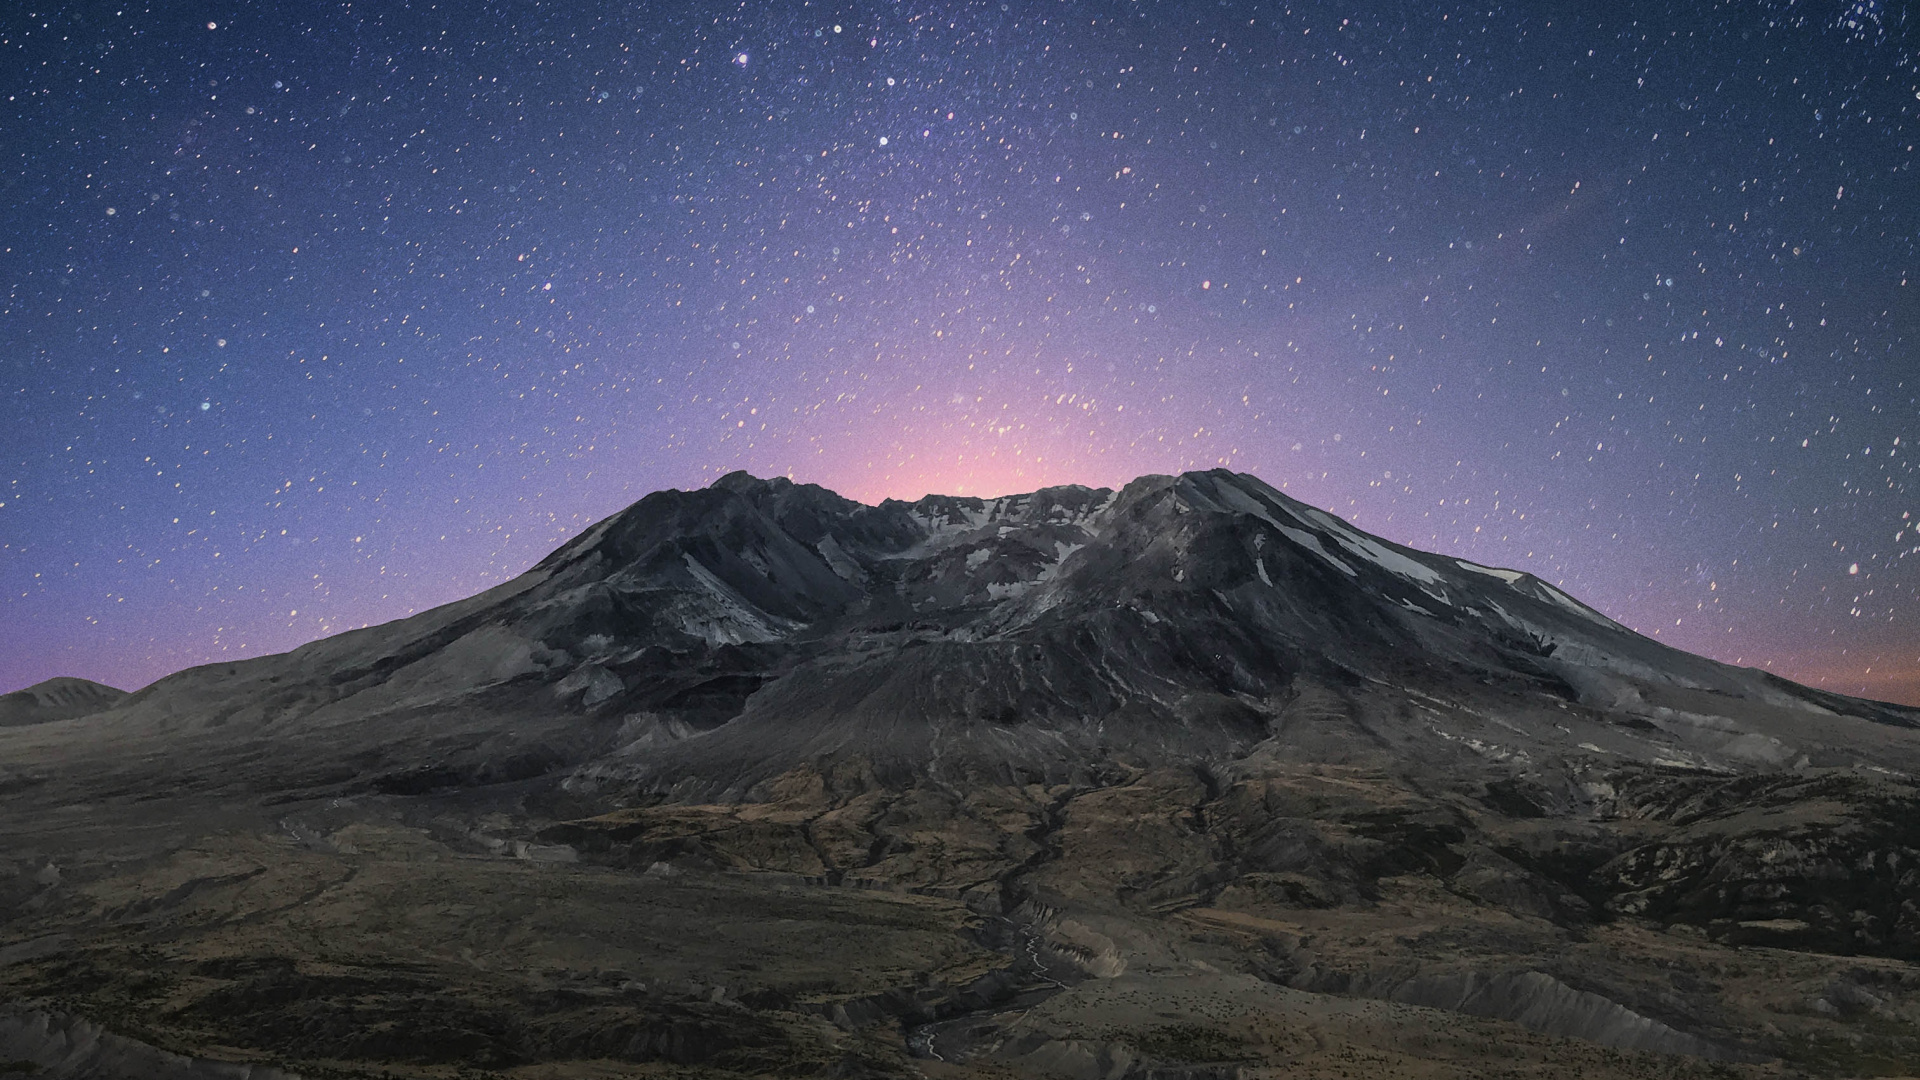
[[38, 466, 1912, 791], [0, 675, 127, 727], [709, 469, 793, 495], [9, 470, 1920, 1074]]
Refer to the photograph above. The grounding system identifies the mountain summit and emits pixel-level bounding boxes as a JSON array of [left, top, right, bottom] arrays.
[[4, 470, 1920, 1078]]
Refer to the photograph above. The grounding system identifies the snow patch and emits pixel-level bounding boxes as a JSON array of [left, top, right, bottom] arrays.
[[1214, 474, 1439, 585], [1457, 559, 1526, 584], [1427, 724, 1530, 763], [1302, 509, 1444, 586], [1075, 490, 1120, 536], [1461, 560, 1626, 631], [1274, 525, 1357, 576], [1482, 602, 1672, 683], [907, 501, 996, 543], [1034, 539, 1085, 583], [678, 554, 799, 644], [1206, 475, 1291, 530], [1533, 579, 1616, 625], [815, 534, 866, 581]]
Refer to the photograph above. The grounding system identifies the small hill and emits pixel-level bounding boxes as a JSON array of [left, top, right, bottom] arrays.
[[0, 676, 125, 727]]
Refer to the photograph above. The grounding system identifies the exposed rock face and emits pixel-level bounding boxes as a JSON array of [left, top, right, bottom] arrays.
[[4, 469, 1920, 1079]]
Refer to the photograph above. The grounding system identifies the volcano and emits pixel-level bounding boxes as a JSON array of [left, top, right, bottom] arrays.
[[4, 470, 1919, 1079]]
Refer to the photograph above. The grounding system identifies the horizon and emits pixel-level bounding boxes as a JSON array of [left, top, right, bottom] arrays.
[[11, 463, 1918, 709], [4, 2, 1913, 705]]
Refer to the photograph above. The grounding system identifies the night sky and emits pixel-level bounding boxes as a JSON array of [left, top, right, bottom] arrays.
[[3, 1, 1917, 704]]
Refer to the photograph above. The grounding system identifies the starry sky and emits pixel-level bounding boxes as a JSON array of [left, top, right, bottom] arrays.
[[3, 0, 1917, 704]]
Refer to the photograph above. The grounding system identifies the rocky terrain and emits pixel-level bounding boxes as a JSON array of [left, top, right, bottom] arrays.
[[3, 469, 1919, 1079]]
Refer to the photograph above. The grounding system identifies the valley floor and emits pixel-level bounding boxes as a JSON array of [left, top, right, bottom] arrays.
[[4, 762, 1920, 1079]]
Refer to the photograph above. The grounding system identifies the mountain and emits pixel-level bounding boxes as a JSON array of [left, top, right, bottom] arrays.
[[0, 677, 125, 728], [3, 469, 1919, 1080]]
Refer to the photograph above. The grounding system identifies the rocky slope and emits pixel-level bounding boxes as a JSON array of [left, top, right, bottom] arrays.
[[3, 469, 1919, 1079], [0, 678, 125, 728]]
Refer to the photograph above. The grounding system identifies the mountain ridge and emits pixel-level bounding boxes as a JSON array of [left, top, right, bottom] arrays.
[[40, 469, 1918, 761], [5, 468, 1920, 1079], [0, 677, 126, 729]]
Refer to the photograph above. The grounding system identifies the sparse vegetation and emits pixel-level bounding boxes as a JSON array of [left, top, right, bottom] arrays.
[[1120, 1022, 1254, 1062]]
